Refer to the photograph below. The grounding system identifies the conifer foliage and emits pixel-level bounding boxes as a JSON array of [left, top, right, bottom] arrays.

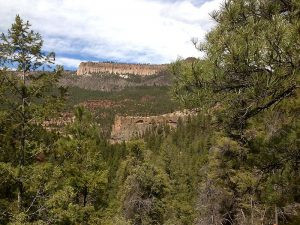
[[0, 1, 299, 224], [172, 0, 300, 224], [0, 15, 65, 223]]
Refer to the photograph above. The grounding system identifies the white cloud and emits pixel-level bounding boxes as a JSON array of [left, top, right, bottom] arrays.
[[0, 0, 223, 68], [55, 57, 82, 69]]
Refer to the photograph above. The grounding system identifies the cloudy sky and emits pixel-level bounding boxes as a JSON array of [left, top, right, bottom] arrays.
[[0, 0, 223, 70]]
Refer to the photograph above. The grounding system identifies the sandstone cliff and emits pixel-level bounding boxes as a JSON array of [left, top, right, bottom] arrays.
[[110, 110, 195, 143], [77, 62, 167, 76]]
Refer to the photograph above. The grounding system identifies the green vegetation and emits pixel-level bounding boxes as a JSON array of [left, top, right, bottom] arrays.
[[66, 86, 180, 135], [1, 1, 299, 224], [171, 0, 300, 224], [0, 15, 66, 224], [67, 86, 174, 109], [59, 71, 172, 92]]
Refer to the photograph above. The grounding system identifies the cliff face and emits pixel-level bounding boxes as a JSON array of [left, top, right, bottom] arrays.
[[110, 110, 195, 143], [77, 62, 167, 76]]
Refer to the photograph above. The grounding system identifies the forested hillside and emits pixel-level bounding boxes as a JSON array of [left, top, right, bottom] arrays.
[[59, 72, 172, 92], [66, 86, 181, 135], [0, 0, 299, 224]]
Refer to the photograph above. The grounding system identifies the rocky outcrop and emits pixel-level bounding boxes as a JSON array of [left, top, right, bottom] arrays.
[[77, 62, 167, 76], [110, 110, 195, 143], [42, 113, 75, 130]]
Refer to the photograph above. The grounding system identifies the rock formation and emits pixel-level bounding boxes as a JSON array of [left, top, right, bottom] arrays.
[[110, 110, 195, 143], [42, 112, 75, 131], [77, 62, 167, 76]]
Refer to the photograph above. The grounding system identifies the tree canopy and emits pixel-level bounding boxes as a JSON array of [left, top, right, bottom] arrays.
[[0, 2, 299, 224]]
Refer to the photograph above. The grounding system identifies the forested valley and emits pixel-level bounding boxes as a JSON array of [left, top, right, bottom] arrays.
[[0, 0, 299, 224]]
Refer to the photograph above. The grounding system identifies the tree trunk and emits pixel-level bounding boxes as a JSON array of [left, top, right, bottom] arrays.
[[17, 69, 26, 211], [17, 181, 24, 211], [275, 205, 278, 225], [83, 186, 88, 207]]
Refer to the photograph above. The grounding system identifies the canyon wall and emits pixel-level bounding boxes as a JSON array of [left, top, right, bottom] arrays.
[[77, 62, 167, 76], [110, 110, 195, 143]]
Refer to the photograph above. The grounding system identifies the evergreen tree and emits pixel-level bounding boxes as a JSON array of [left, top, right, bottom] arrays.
[[0, 15, 65, 223], [47, 107, 108, 224], [112, 141, 170, 225], [173, 0, 299, 135], [171, 0, 300, 224]]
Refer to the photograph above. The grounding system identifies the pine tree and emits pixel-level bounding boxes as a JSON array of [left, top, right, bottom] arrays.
[[111, 141, 170, 225], [171, 0, 300, 224], [172, 0, 299, 135], [47, 107, 108, 224], [0, 15, 65, 223]]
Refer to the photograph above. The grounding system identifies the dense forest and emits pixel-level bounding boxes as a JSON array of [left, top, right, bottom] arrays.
[[0, 0, 299, 224], [65, 85, 181, 136]]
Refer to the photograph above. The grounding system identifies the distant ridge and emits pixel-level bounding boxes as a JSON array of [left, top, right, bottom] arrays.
[[77, 61, 167, 76]]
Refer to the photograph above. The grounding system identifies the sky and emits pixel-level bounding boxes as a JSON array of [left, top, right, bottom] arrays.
[[0, 0, 223, 70]]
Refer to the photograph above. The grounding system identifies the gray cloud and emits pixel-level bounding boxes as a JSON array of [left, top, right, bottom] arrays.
[[0, 0, 223, 69]]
